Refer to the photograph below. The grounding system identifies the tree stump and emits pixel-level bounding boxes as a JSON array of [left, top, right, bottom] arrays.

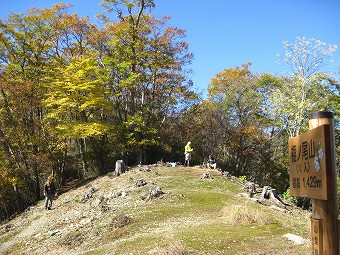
[[222, 171, 231, 178], [81, 187, 97, 202], [200, 172, 213, 179], [259, 186, 287, 206], [135, 179, 147, 187], [115, 160, 128, 177], [243, 182, 257, 197], [143, 186, 165, 201]]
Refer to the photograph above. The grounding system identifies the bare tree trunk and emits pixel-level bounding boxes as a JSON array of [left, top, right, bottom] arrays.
[[32, 160, 41, 201], [59, 147, 67, 185], [78, 138, 87, 179], [0, 129, 22, 170], [1, 201, 9, 220], [13, 184, 24, 212]]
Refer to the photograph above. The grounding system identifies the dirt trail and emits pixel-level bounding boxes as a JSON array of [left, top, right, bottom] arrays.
[[0, 206, 51, 254], [0, 175, 112, 254]]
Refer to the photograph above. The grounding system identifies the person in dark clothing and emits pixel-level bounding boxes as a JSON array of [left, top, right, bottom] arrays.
[[207, 155, 217, 169], [44, 176, 56, 210]]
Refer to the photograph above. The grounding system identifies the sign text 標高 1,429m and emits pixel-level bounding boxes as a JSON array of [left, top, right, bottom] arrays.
[[288, 125, 332, 200]]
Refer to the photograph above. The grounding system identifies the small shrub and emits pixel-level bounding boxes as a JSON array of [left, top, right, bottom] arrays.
[[239, 175, 247, 181], [282, 188, 297, 203], [106, 172, 114, 178]]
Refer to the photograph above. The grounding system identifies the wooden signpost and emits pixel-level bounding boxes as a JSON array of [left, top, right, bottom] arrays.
[[288, 111, 338, 255], [312, 218, 323, 255], [288, 124, 332, 200]]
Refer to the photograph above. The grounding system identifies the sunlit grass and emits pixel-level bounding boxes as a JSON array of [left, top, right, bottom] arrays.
[[1, 166, 311, 255]]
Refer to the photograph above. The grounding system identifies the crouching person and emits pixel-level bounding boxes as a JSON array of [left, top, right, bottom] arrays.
[[44, 176, 56, 210], [207, 155, 217, 169]]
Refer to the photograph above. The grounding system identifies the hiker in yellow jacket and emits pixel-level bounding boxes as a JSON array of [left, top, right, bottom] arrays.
[[184, 141, 193, 166]]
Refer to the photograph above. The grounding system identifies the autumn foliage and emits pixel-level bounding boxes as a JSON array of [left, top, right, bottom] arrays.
[[0, 1, 338, 221], [0, 1, 198, 220]]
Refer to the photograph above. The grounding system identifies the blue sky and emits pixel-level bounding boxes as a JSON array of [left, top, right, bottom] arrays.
[[1, 0, 339, 96]]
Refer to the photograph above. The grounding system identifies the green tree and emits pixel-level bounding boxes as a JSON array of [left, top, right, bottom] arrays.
[[0, 4, 101, 218], [204, 63, 264, 175], [0, 1, 199, 220], [0, 6, 64, 202], [99, 0, 197, 164], [43, 56, 111, 177]]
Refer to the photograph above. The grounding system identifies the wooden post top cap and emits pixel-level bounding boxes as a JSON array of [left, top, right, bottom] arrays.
[[309, 111, 334, 119]]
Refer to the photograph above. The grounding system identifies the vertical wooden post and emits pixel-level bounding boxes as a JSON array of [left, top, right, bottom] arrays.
[[309, 111, 338, 255], [338, 221, 340, 255]]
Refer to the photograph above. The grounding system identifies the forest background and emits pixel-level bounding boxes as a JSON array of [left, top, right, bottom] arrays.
[[0, 0, 339, 221]]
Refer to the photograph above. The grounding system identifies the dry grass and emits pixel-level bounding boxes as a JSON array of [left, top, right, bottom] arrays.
[[159, 242, 200, 255], [0, 166, 312, 255], [221, 202, 273, 225]]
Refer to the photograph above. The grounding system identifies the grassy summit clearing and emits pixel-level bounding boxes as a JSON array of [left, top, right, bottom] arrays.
[[0, 165, 310, 255]]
